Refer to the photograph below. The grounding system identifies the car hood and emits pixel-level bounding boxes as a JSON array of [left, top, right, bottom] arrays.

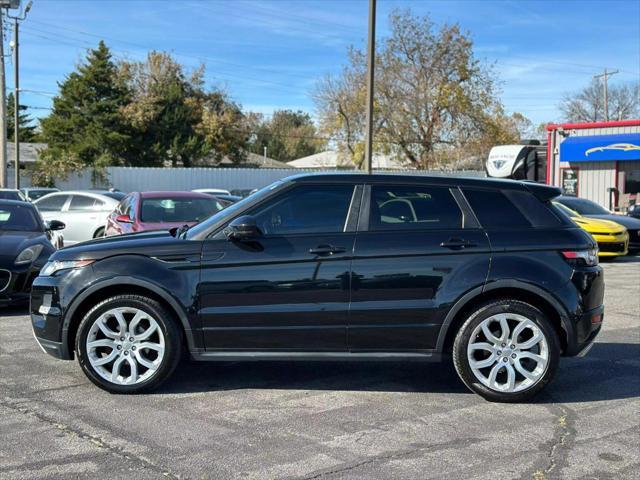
[[0, 230, 47, 264], [585, 214, 640, 229], [572, 217, 626, 233], [51, 230, 202, 261]]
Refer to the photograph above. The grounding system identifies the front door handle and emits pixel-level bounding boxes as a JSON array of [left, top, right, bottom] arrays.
[[440, 238, 476, 250], [309, 244, 346, 256]]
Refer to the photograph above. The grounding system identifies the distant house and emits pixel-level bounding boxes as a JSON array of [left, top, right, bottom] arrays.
[[287, 151, 407, 169], [6, 142, 47, 167], [197, 151, 291, 169]]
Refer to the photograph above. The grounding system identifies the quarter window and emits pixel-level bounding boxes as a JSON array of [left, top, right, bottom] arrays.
[[248, 184, 355, 235], [369, 185, 462, 230], [69, 195, 99, 211], [463, 189, 530, 228]]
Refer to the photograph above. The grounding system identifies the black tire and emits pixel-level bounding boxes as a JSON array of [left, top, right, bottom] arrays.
[[93, 227, 105, 238], [452, 299, 560, 403], [75, 295, 182, 394]]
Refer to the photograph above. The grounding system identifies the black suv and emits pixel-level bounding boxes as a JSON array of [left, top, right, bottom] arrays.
[[30, 174, 604, 402]]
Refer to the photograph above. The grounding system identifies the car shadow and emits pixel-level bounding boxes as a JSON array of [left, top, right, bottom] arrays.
[[155, 342, 640, 403]]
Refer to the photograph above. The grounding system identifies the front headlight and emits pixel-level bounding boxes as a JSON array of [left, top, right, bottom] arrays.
[[15, 245, 44, 265], [40, 259, 95, 276]]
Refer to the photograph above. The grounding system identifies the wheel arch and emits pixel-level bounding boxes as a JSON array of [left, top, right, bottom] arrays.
[[62, 277, 198, 360], [436, 280, 572, 355]]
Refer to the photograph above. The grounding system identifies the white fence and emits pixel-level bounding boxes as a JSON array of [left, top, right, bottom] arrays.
[[10, 166, 485, 192]]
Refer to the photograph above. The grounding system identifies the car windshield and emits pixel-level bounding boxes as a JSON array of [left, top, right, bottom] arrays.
[[0, 204, 41, 231], [140, 196, 224, 223], [553, 202, 579, 218], [559, 197, 610, 215], [186, 181, 283, 239]]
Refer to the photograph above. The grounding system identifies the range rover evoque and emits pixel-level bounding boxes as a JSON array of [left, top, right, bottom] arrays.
[[30, 174, 604, 402]]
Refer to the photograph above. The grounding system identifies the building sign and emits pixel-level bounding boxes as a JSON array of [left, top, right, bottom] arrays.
[[561, 168, 579, 195], [559, 133, 640, 162]]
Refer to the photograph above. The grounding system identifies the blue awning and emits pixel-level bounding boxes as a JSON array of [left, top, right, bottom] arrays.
[[559, 133, 640, 162]]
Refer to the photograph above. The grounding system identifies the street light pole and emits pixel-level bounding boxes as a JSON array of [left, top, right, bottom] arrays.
[[363, 0, 376, 174], [0, 9, 7, 188], [12, 16, 19, 188], [8, 0, 32, 189]]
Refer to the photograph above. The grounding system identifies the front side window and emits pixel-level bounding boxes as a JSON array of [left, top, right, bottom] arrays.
[[248, 184, 355, 235], [36, 195, 69, 212], [369, 185, 462, 230]]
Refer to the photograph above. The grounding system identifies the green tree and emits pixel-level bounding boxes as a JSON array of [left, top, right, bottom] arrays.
[[314, 9, 504, 169], [249, 110, 323, 162], [6, 92, 38, 142], [37, 41, 133, 177]]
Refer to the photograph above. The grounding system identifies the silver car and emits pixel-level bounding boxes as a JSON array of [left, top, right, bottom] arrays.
[[34, 191, 120, 245]]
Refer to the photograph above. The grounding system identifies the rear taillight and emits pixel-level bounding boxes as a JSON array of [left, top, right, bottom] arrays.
[[561, 248, 599, 266]]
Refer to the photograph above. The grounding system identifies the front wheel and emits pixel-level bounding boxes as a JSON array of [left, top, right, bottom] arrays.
[[75, 295, 182, 394], [453, 299, 560, 403]]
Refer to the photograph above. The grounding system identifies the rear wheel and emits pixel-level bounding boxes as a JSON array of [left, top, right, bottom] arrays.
[[75, 295, 182, 394], [453, 299, 560, 402]]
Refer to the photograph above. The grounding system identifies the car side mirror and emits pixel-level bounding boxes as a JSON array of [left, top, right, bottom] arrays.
[[46, 220, 65, 231], [115, 214, 134, 224], [224, 215, 261, 240]]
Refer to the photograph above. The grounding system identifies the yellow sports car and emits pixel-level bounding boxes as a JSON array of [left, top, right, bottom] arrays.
[[554, 202, 629, 257]]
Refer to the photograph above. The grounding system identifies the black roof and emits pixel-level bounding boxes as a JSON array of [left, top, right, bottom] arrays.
[[284, 173, 561, 201], [0, 199, 35, 207]]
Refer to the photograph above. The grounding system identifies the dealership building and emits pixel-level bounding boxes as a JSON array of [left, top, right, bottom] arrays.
[[545, 120, 640, 210]]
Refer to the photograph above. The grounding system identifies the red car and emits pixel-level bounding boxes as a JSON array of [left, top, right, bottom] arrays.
[[105, 191, 229, 236]]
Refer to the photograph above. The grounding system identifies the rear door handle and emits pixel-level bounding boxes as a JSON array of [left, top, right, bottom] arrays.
[[309, 244, 346, 256], [440, 238, 476, 250]]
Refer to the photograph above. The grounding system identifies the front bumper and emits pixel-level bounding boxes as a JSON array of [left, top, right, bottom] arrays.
[[0, 265, 40, 305], [592, 232, 629, 257]]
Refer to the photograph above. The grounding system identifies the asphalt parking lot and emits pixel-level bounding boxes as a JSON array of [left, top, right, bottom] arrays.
[[1, 257, 639, 480]]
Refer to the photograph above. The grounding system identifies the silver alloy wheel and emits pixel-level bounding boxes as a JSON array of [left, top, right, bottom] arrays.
[[86, 307, 165, 385], [467, 313, 549, 393]]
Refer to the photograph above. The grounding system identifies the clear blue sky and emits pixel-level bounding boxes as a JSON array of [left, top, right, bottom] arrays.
[[10, 0, 640, 126]]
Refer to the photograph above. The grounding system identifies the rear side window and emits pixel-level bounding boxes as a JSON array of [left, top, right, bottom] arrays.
[[463, 188, 562, 229], [369, 185, 462, 231], [69, 195, 100, 211]]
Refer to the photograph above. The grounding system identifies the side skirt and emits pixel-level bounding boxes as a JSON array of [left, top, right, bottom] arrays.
[[190, 351, 444, 362]]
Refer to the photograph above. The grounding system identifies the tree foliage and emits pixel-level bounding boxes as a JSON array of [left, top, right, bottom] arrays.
[[249, 110, 323, 162], [560, 79, 640, 123], [314, 9, 509, 169], [6, 92, 38, 142]]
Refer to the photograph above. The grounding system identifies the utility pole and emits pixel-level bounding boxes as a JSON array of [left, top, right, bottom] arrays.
[[8, 0, 31, 189], [594, 68, 619, 121], [0, 9, 7, 188], [363, 0, 376, 174]]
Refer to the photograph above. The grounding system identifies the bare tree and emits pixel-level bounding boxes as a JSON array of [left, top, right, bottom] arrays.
[[560, 79, 640, 123], [313, 9, 510, 169]]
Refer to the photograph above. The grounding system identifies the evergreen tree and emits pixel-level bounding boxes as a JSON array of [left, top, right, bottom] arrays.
[[6, 92, 38, 142], [39, 41, 133, 171]]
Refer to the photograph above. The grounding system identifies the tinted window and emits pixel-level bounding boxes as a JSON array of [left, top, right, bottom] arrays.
[[101, 191, 126, 201], [558, 197, 610, 215], [0, 190, 22, 201], [140, 196, 223, 223], [36, 195, 69, 212], [0, 204, 41, 231], [27, 189, 56, 201], [69, 195, 99, 211], [370, 185, 462, 230], [463, 189, 530, 228], [249, 184, 354, 235], [503, 190, 563, 227]]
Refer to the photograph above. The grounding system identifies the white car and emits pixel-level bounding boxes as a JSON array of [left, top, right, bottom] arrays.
[[192, 188, 231, 196], [34, 191, 120, 245]]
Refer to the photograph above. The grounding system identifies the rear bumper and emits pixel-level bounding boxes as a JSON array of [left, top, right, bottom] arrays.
[[566, 305, 604, 356]]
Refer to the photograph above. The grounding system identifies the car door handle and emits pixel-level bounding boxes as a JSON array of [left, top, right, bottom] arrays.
[[440, 238, 476, 250], [309, 244, 346, 256]]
